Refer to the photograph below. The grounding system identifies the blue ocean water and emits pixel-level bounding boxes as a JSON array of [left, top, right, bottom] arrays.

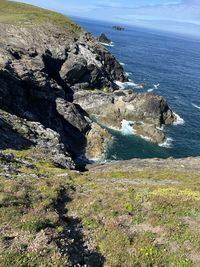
[[72, 17, 200, 160]]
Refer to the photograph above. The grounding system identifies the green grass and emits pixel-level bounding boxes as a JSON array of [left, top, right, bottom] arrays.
[[68, 169, 200, 266], [0, 149, 200, 266], [0, 149, 73, 266], [0, 0, 82, 34]]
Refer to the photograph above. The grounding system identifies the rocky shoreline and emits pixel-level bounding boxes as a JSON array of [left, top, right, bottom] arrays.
[[74, 89, 176, 145], [1, 2, 200, 266], [0, 0, 178, 168]]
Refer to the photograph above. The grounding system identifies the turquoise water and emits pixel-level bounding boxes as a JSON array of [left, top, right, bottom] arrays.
[[72, 17, 200, 160]]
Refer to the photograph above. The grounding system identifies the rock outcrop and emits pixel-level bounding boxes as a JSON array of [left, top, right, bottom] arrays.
[[74, 89, 176, 144], [0, 1, 127, 167], [98, 33, 111, 44], [112, 26, 125, 31], [0, 0, 177, 168], [86, 123, 112, 160]]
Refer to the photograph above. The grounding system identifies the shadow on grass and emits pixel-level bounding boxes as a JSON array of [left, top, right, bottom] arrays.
[[54, 188, 105, 267]]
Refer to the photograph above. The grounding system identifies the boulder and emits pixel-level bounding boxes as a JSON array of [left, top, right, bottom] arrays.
[[60, 54, 88, 84]]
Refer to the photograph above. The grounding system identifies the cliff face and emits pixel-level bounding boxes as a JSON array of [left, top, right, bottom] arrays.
[[0, 0, 176, 168], [1, 3, 199, 265], [0, 0, 127, 167]]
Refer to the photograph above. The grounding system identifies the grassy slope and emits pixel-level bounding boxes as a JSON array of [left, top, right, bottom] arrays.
[[0, 1, 199, 266], [0, 149, 200, 266], [0, 0, 81, 33]]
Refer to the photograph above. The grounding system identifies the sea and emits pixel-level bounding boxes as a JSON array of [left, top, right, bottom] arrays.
[[72, 16, 200, 160]]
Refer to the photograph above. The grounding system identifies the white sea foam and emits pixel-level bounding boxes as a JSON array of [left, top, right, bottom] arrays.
[[159, 138, 174, 148], [147, 83, 160, 92], [153, 83, 160, 89], [101, 42, 114, 47], [192, 103, 200, 110], [156, 125, 164, 131], [173, 112, 185, 125], [125, 72, 132, 77], [115, 80, 144, 90], [121, 120, 135, 135], [140, 135, 151, 142], [120, 62, 125, 66]]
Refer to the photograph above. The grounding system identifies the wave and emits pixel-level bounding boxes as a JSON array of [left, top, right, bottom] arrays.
[[125, 72, 132, 77], [101, 42, 114, 47], [115, 80, 144, 90], [121, 120, 135, 135], [173, 112, 185, 125], [159, 137, 173, 148], [147, 83, 160, 92], [120, 62, 125, 66], [153, 83, 160, 89], [192, 103, 200, 110], [139, 135, 151, 142]]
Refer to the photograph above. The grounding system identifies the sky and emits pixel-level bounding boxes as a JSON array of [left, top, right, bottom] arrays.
[[16, 0, 200, 37]]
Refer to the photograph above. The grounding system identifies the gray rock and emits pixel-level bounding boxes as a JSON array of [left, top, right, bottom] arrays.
[[0, 16, 127, 168], [74, 90, 176, 144], [98, 33, 111, 44]]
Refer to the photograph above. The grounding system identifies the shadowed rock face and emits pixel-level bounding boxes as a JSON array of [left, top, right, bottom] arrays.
[[98, 33, 111, 44], [0, 7, 127, 167], [0, 1, 177, 167]]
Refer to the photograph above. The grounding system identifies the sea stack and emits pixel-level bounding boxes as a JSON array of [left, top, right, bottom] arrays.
[[98, 32, 111, 44]]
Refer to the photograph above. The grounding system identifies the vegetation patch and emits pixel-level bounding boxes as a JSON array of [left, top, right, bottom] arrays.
[[0, 0, 82, 33], [0, 149, 200, 266]]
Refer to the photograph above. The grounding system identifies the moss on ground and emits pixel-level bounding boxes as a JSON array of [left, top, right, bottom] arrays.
[[68, 169, 200, 266], [0, 0, 82, 33], [0, 148, 200, 266]]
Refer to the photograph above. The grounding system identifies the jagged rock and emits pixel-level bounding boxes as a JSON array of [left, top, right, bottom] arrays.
[[86, 123, 112, 160], [56, 98, 90, 134], [0, 3, 127, 168], [0, 109, 74, 169], [134, 123, 166, 144], [0, 1, 178, 166], [60, 54, 88, 85], [74, 90, 176, 144], [98, 33, 111, 44]]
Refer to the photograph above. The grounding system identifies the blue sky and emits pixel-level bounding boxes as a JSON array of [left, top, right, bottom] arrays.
[[16, 0, 200, 37]]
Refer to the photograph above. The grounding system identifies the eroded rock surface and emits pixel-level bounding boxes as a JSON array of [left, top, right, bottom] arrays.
[[74, 90, 176, 144], [0, 1, 178, 167], [98, 33, 111, 44], [86, 123, 112, 160], [0, 6, 126, 166]]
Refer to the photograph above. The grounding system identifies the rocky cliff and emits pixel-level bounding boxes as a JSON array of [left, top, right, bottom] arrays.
[[0, 0, 176, 168], [1, 2, 199, 266]]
